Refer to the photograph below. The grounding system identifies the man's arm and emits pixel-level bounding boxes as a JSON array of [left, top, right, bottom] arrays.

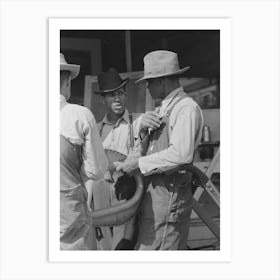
[[139, 106, 203, 174], [116, 106, 203, 175]]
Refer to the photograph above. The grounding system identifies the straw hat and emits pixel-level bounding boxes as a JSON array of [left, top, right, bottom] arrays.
[[60, 53, 80, 80], [136, 50, 189, 83], [95, 68, 129, 95]]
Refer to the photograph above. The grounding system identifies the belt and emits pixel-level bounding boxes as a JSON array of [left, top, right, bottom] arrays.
[[146, 170, 193, 191]]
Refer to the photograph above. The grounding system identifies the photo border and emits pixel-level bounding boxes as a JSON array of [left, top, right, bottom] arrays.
[[49, 17, 231, 262]]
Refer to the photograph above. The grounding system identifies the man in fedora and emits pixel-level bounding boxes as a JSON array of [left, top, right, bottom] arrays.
[[115, 50, 204, 250], [60, 53, 108, 250]]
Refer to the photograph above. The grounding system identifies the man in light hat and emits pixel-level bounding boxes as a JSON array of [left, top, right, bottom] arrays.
[[60, 53, 108, 250], [115, 50, 204, 250], [92, 68, 146, 250]]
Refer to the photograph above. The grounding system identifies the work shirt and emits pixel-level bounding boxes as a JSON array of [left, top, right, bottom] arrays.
[[97, 109, 142, 249], [139, 87, 204, 174], [60, 95, 108, 181], [98, 109, 142, 156]]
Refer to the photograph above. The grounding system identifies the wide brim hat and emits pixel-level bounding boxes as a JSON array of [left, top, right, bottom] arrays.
[[95, 68, 129, 95], [60, 53, 80, 80], [136, 50, 190, 83]]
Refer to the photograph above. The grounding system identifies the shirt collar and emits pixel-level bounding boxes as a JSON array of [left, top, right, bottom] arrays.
[[102, 108, 129, 127], [159, 87, 184, 116], [60, 94, 67, 109], [60, 94, 66, 103]]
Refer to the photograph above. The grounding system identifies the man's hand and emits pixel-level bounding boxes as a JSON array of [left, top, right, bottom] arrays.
[[104, 170, 114, 183], [114, 157, 140, 176], [139, 111, 162, 132]]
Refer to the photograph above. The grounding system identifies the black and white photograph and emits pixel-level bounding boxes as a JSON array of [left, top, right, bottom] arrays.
[[1, 1, 280, 279], [50, 18, 231, 261]]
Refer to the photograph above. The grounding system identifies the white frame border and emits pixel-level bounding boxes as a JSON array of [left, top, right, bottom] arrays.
[[49, 18, 231, 262]]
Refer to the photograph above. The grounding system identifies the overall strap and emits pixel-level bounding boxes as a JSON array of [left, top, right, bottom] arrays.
[[165, 94, 188, 118], [166, 94, 196, 164], [98, 121, 104, 137], [162, 94, 189, 145], [128, 113, 134, 149]]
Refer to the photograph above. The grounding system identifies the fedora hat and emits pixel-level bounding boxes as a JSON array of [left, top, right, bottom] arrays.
[[60, 53, 80, 80], [95, 68, 129, 95], [136, 50, 190, 83]]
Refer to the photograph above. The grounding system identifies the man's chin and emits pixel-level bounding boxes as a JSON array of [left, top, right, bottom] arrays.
[[113, 109, 124, 115]]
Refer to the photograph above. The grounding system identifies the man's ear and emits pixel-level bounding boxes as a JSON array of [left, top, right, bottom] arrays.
[[66, 76, 71, 87], [101, 96, 106, 104], [157, 78, 164, 90]]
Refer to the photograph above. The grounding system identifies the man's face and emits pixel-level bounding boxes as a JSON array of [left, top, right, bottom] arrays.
[[103, 87, 127, 116], [147, 78, 164, 100], [60, 71, 71, 101], [64, 76, 71, 101]]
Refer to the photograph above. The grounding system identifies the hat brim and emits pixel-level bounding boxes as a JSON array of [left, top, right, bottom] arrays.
[[135, 66, 190, 83], [95, 78, 129, 95], [60, 64, 80, 80]]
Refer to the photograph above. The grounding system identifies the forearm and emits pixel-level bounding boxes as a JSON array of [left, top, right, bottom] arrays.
[[84, 179, 95, 210], [139, 143, 194, 174]]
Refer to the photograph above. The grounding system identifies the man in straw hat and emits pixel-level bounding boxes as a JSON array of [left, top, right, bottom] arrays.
[[115, 50, 204, 250], [92, 68, 149, 250], [60, 53, 108, 250]]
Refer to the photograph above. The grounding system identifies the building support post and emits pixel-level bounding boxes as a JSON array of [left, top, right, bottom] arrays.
[[125, 30, 132, 72]]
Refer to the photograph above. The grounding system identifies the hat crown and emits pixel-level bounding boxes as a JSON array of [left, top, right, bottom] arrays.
[[97, 68, 126, 92], [60, 53, 68, 65], [143, 50, 181, 78], [135, 50, 189, 83], [60, 53, 80, 80]]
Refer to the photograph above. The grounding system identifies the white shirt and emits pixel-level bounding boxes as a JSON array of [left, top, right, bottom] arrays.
[[139, 87, 204, 174], [60, 95, 108, 181], [99, 109, 142, 156]]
